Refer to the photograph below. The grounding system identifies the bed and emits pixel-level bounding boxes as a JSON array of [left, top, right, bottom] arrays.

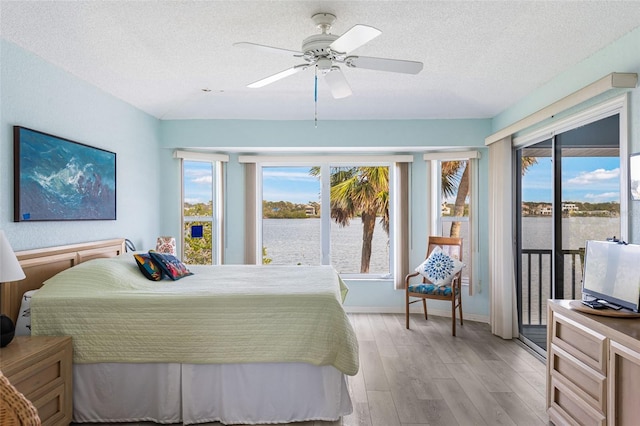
[[0, 238, 358, 425]]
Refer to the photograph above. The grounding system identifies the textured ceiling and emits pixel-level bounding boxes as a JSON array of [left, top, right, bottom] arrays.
[[2, 1, 640, 121]]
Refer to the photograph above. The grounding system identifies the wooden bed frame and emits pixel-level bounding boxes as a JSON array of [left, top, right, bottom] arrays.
[[0, 238, 125, 324]]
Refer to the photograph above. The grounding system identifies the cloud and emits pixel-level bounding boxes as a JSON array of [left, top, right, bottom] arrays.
[[193, 176, 212, 184], [183, 167, 213, 185], [263, 170, 317, 182], [567, 168, 619, 185], [584, 192, 619, 200]]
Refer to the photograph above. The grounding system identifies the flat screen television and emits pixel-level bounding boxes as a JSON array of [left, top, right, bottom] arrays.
[[582, 240, 640, 312]]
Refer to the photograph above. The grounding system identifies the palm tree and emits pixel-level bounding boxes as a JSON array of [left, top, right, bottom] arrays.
[[441, 161, 468, 238], [442, 157, 538, 238], [311, 166, 389, 273], [520, 156, 538, 174]]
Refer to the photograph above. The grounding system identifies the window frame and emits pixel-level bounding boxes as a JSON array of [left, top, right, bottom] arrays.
[[242, 154, 413, 280], [425, 151, 480, 294], [176, 150, 228, 265], [512, 93, 630, 241]]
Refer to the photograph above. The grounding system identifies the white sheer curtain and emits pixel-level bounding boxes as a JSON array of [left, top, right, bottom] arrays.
[[488, 137, 519, 339]]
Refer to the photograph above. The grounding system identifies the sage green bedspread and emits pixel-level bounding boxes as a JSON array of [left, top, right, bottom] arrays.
[[31, 255, 359, 375]]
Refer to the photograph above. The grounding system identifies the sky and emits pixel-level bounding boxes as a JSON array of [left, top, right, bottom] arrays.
[[522, 156, 620, 203], [183, 164, 321, 204], [184, 158, 622, 205], [262, 166, 320, 204], [183, 161, 213, 204]]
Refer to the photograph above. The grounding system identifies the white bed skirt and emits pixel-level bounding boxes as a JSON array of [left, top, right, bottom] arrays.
[[73, 362, 352, 425]]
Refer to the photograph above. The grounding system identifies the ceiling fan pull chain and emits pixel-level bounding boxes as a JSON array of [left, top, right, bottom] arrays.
[[314, 65, 318, 128]]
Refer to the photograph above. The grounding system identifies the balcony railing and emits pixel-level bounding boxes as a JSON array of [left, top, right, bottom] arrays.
[[519, 248, 584, 326]]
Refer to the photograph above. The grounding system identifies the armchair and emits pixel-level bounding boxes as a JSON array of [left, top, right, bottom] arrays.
[[405, 236, 464, 336]]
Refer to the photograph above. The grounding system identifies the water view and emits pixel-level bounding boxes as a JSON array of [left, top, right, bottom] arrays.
[[263, 218, 390, 274], [522, 216, 620, 250], [264, 216, 617, 270]]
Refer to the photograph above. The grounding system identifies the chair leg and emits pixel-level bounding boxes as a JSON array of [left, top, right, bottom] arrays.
[[458, 296, 464, 326], [451, 299, 456, 336], [422, 298, 428, 320], [405, 292, 410, 329]]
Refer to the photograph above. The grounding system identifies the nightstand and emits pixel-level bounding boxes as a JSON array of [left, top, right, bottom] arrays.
[[0, 336, 72, 425]]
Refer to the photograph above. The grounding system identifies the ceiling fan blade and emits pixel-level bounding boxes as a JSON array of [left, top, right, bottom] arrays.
[[247, 64, 309, 88], [324, 67, 352, 99], [329, 24, 381, 54], [233, 42, 303, 57], [345, 56, 423, 74]]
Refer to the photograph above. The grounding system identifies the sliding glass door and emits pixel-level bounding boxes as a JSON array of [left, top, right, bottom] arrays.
[[516, 114, 621, 352], [517, 140, 553, 350]]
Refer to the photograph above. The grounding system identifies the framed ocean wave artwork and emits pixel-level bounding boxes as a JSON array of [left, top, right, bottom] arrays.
[[14, 126, 116, 221]]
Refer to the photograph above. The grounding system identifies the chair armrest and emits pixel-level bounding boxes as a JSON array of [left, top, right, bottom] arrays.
[[405, 271, 420, 287]]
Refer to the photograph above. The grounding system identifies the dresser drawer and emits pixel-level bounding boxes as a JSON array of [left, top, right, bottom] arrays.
[[0, 336, 72, 426], [551, 312, 607, 374], [10, 350, 66, 401], [549, 375, 606, 426], [550, 344, 607, 411], [31, 382, 68, 426]]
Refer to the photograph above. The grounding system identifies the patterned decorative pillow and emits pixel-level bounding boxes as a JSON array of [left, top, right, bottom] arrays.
[[149, 251, 194, 281], [414, 246, 464, 286], [134, 253, 164, 281]]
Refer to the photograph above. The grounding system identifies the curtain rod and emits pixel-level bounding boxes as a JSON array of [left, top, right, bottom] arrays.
[[485, 72, 637, 146]]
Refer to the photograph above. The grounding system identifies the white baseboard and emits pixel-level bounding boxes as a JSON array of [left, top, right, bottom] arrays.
[[344, 305, 489, 323]]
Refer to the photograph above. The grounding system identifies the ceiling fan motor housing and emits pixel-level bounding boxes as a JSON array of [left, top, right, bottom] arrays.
[[301, 34, 340, 61]]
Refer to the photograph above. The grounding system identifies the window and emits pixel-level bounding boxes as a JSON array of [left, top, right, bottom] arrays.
[[261, 165, 322, 266], [426, 152, 479, 292], [328, 166, 391, 275], [177, 151, 227, 265], [243, 155, 412, 280]]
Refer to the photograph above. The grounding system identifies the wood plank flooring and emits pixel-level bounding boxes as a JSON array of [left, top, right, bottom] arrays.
[[335, 313, 548, 426], [73, 313, 549, 426]]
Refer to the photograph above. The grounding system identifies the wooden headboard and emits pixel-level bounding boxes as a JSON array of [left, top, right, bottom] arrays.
[[0, 238, 126, 323]]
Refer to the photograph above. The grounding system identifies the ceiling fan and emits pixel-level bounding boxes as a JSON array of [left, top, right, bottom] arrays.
[[234, 12, 424, 99]]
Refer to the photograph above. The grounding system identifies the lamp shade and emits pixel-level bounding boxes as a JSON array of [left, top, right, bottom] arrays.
[[156, 236, 177, 256], [0, 230, 26, 282]]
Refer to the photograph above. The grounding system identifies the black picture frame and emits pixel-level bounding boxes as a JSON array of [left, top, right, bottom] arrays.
[[14, 126, 116, 222]]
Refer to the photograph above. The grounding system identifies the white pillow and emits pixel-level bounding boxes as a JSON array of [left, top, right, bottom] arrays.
[[15, 289, 38, 336], [415, 246, 465, 286]]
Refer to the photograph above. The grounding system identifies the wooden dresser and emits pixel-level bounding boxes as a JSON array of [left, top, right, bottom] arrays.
[[0, 336, 72, 425], [547, 300, 640, 426]]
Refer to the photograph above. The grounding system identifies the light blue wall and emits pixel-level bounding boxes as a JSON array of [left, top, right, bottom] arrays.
[[492, 26, 640, 242], [0, 40, 162, 251], [160, 119, 492, 317]]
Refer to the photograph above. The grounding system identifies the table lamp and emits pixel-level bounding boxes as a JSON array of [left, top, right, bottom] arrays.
[[1, 230, 26, 347]]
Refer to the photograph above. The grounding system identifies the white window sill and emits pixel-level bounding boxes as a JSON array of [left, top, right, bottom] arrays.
[[340, 273, 394, 281]]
